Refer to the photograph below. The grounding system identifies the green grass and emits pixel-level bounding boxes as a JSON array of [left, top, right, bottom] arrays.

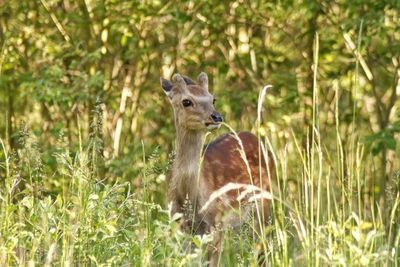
[[0, 36, 399, 267], [0, 96, 399, 266], [0, 124, 399, 266]]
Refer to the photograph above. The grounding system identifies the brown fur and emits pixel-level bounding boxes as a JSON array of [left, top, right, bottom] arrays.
[[203, 132, 271, 199]]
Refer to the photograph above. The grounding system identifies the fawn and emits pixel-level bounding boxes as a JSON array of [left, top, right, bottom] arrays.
[[160, 72, 273, 266]]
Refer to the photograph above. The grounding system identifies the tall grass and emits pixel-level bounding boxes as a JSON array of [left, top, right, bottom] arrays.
[[1, 44, 399, 267], [1, 93, 399, 267]]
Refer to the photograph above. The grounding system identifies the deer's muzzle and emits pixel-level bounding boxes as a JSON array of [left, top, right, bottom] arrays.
[[210, 112, 223, 123]]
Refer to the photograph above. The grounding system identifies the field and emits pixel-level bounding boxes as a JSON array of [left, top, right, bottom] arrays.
[[0, 1, 399, 266]]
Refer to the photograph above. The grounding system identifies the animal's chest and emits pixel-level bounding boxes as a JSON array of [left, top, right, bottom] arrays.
[[173, 161, 201, 200]]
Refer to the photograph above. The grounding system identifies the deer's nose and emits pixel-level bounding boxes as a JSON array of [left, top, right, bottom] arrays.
[[211, 112, 223, 123]]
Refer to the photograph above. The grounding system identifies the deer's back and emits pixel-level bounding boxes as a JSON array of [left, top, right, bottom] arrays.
[[200, 132, 273, 221]]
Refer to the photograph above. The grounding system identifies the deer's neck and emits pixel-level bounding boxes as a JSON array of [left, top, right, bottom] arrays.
[[172, 128, 204, 201]]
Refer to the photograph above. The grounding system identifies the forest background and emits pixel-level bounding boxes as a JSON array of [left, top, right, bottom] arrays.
[[0, 0, 399, 266]]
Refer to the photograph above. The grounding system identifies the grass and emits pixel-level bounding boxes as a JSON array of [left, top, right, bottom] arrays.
[[0, 94, 399, 266], [0, 38, 399, 267], [1, 120, 399, 266]]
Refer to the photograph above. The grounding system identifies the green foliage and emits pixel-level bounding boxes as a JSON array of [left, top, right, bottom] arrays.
[[1, 124, 399, 265], [362, 113, 400, 155], [0, 0, 399, 266]]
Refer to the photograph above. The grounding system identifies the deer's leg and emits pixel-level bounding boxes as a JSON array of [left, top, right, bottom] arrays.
[[167, 193, 190, 232], [207, 211, 224, 267], [207, 227, 223, 267]]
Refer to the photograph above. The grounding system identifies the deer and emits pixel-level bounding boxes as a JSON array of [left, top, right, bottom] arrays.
[[160, 72, 274, 266]]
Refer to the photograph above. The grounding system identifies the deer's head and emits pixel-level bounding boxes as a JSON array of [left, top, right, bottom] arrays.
[[161, 72, 222, 131]]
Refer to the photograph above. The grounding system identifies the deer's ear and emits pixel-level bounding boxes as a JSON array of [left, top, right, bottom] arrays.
[[172, 73, 186, 88], [198, 72, 208, 91], [160, 77, 173, 98]]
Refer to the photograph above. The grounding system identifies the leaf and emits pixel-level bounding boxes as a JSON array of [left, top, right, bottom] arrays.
[[372, 143, 383, 155], [89, 194, 99, 200], [56, 194, 63, 208], [361, 133, 381, 144], [383, 136, 396, 150], [121, 35, 128, 46], [21, 196, 33, 209], [391, 120, 400, 132]]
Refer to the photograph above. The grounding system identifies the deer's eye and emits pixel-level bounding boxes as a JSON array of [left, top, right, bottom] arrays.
[[182, 99, 193, 107]]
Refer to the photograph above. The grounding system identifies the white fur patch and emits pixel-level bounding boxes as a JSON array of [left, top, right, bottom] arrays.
[[190, 94, 212, 102], [207, 124, 221, 130]]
